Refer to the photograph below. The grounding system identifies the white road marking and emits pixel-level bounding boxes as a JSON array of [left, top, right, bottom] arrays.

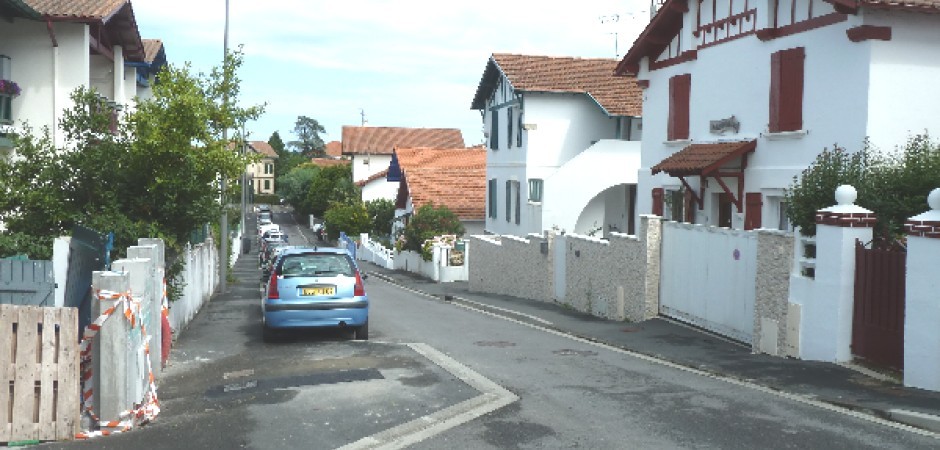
[[376, 277, 940, 440], [339, 343, 518, 450]]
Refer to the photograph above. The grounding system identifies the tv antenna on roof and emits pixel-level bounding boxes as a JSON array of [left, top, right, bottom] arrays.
[[360, 108, 368, 126], [599, 14, 620, 58]]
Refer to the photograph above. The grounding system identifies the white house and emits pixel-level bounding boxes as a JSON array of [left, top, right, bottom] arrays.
[[0, 0, 153, 152], [617, 0, 940, 231], [471, 54, 643, 238], [341, 126, 466, 203], [246, 141, 278, 195]]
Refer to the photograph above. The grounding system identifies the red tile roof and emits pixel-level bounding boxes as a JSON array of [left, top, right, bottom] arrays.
[[142, 39, 163, 63], [25, 0, 126, 19], [620, 0, 940, 74], [341, 126, 465, 155], [395, 147, 487, 220], [25, 0, 145, 61], [324, 141, 343, 158], [651, 140, 757, 177], [354, 169, 390, 187], [834, 0, 940, 12], [310, 158, 350, 168], [248, 141, 278, 159], [472, 53, 642, 117]]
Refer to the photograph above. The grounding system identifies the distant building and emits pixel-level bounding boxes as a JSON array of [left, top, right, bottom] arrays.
[[246, 141, 279, 195], [471, 53, 643, 237], [341, 126, 465, 202], [391, 146, 487, 237]]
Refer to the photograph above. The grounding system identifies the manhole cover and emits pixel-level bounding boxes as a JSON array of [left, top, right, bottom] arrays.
[[474, 341, 517, 348], [552, 349, 597, 357]]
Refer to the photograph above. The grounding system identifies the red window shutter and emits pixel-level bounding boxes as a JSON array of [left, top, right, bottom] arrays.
[[780, 47, 804, 132], [744, 192, 763, 230], [769, 47, 804, 133], [769, 52, 781, 132], [652, 188, 664, 217], [683, 189, 694, 223], [668, 74, 691, 141]]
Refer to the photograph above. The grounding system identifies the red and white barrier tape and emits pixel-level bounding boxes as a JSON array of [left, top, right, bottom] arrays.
[[76, 289, 161, 439]]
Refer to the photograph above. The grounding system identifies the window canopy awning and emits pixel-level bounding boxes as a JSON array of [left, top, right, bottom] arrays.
[[651, 140, 757, 212]]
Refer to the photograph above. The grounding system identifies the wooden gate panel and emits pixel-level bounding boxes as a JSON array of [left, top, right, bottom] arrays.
[[0, 305, 80, 443], [852, 241, 905, 370], [0, 260, 54, 306]]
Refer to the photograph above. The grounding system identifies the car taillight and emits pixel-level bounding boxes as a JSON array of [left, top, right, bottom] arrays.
[[267, 271, 280, 299], [354, 271, 365, 297]]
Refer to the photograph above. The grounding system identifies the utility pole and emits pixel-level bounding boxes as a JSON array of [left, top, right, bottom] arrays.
[[219, 0, 230, 294]]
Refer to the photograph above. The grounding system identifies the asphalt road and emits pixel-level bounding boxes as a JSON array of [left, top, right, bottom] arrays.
[[43, 209, 940, 449]]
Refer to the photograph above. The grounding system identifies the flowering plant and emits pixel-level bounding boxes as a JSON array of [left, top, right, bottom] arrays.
[[0, 79, 21, 97]]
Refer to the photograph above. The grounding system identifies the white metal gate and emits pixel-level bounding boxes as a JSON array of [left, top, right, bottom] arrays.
[[659, 222, 757, 343]]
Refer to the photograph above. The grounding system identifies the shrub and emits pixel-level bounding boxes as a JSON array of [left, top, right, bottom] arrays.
[[366, 198, 396, 238], [401, 203, 464, 256], [323, 201, 370, 241]]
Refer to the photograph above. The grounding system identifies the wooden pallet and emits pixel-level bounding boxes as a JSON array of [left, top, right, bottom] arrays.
[[0, 305, 80, 443]]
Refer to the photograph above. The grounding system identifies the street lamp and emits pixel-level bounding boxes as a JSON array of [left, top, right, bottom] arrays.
[[219, 0, 230, 293]]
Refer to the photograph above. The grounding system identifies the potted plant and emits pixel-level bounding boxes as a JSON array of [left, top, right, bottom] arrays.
[[0, 79, 21, 124]]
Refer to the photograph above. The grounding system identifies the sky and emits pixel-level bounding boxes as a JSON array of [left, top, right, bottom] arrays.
[[132, 0, 653, 148]]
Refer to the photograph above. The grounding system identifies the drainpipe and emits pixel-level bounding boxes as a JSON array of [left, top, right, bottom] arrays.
[[46, 20, 59, 145]]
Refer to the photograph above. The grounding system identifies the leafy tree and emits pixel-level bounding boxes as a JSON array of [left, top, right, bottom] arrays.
[[289, 116, 326, 158], [270, 130, 306, 175], [323, 201, 370, 241], [0, 49, 262, 260], [366, 198, 396, 237], [269, 131, 285, 153], [401, 203, 464, 254], [307, 164, 359, 217], [277, 163, 320, 214]]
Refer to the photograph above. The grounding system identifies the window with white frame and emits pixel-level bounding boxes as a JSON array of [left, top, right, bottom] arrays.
[[767, 195, 793, 231]]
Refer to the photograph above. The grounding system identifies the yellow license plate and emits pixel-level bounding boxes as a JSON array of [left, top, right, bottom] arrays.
[[302, 287, 335, 296]]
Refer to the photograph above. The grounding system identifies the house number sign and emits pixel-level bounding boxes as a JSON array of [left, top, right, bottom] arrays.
[[709, 115, 740, 135]]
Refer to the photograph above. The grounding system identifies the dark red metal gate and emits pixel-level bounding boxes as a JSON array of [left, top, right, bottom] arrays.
[[852, 240, 906, 371]]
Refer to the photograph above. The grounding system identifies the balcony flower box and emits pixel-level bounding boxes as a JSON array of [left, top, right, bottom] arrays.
[[0, 79, 21, 125]]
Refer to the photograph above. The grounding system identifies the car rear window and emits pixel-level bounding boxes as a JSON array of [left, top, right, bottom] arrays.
[[279, 253, 354, 277]]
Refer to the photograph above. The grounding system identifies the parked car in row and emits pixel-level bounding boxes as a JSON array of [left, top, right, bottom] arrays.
[[261, 246, 369, 342]]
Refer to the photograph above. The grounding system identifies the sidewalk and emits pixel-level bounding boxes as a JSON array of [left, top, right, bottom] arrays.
[[362, 263, 940, 435]]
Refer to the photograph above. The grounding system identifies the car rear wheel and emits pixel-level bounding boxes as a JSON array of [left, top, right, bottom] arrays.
[[354, 321, 369, 340]]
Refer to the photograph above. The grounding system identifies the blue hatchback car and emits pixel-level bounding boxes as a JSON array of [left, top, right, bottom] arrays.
[[261, 247, 369, 341]]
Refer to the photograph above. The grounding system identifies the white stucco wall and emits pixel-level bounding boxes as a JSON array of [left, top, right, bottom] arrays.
[[361, 177, 398, 202], [1, 20, 89, 144], [865, 13, 940, 151], [542, 139, 640, 235], [352, 154, 391, 183], [633, 9, 933, 229], [485, 90, 627, 236]]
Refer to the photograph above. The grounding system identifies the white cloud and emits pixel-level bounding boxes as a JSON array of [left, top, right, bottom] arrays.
[[132, 0, 651, 143]]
